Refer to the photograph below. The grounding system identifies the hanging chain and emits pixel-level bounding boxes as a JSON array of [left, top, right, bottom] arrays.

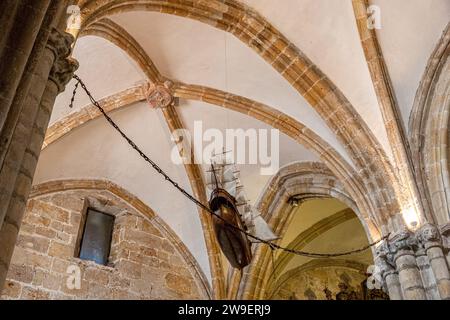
[[70, 74, 389, 258]]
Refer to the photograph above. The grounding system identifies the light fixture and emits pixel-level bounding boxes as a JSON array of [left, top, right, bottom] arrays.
[[289, 198, 300, 207], [402, 206, 420, 230]]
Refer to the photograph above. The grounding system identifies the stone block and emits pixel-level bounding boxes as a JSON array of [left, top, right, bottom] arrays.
[[84, 268, 110, 286], [34, 226, 56, 239], [42, 273, 62, 291], [116, 260, 142, 279], [48, 242, 74, 258], [7, 264, 33, 284], [2, 280, 22, 299], [20, 286, 51, 300], [165, 273, 192, 295], [16, 233, 49, 253]]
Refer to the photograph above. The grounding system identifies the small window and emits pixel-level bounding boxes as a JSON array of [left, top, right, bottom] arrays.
[[78, 209, 115, 266]]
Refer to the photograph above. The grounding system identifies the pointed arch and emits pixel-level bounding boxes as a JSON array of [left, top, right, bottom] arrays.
[[409, 23, 450, 225], [232, 161, 380, 300]]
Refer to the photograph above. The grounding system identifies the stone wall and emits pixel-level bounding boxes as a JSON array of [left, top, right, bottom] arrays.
[[0, 187, 209, 300]]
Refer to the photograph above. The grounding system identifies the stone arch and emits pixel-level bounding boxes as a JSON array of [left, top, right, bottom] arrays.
[[255, 162, 377, 238], [265, 207, 358, 291], [25, 178, 212, 299], [409, 23, 450, 225], [232, 161, 380, 300]]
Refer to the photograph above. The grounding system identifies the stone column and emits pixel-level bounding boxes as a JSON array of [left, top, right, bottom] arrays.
[[0, 28, 78, 292], [415, 245, 440, 299], [391, 230, 427, 299], [375, 243, 403, 299], [0, 0, 51, 130], [0, 1, 69, 229], [0, 1, 71, 290], [418, 224, 450, 299]]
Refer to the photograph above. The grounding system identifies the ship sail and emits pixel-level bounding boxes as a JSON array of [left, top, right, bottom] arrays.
[[206, 151, 278, 242]]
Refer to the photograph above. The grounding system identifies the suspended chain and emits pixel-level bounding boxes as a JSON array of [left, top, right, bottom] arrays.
[[70, 74, 388, 258]]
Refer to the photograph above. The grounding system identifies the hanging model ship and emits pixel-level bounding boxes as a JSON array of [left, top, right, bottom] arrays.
[[206, 151, 278, 269]]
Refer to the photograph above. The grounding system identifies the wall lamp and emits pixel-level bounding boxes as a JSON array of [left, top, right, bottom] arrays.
[[288, 196, 304, 207]]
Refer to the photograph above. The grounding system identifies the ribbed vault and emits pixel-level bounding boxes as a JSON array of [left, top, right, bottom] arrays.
[[32, 0, 450, 300]]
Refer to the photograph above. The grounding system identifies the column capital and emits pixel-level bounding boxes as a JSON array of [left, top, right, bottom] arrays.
[[375, 255, 395, 276], [440, 222, 450, 238], [439, 222, 450, 253], [374, 249, 397, 295], [46, 28, 79, 93], [46, 28, 74, 61], [417, 223, 442, 250], [389, 229, 418, 256]]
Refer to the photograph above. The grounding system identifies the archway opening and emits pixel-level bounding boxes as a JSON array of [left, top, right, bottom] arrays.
[[266, 198, 386, 300]]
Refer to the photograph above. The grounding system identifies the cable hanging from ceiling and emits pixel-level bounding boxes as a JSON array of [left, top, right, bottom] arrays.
[[69, 74, 389, 259]]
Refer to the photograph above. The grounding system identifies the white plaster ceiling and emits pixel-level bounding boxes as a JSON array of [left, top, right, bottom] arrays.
[[110, 12, 354, 166], [371, 0, 450, 130]]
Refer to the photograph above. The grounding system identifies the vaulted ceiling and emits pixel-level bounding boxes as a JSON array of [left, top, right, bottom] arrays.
[[35, 0, 450, 289]]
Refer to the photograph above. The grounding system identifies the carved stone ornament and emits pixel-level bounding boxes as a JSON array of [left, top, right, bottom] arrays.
[[375, 239, 395, 266], [145, 81, 174, 109], [417, 223, 441, 245], [441, 223, 450, 253], [374, 254, 395, 295], [46, 28, 75, 61], [49, 57, 79, 93], [46, 28, 78, 93], [389, 228, 418, 254], [441, 222, 450, 238]]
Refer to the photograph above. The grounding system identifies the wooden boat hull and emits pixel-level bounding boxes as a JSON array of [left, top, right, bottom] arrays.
[[209, 189, 252, 269]]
